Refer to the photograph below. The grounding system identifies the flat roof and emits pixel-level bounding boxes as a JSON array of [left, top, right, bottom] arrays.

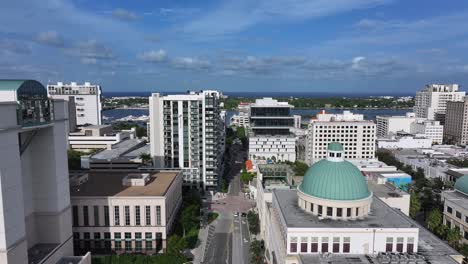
[[275, 189, 460, 263], [368, 182, 408, 199], [444, 190, 468, 211], [70, 170, 179, 197], [92, 139, 146, 160]]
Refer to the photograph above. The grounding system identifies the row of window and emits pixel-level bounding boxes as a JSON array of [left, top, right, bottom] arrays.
[[316, 125, 374, 129], [446, 205, 468, 224], [74, 232, 163, 252], [290, 237, 351, 253], [72, 205, 161, 227]]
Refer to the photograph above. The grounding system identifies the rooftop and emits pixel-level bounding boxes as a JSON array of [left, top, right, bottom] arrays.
[[70, 170, 179, 197], [443, 190, 468, 212], [368, 182, 408, 199], [92, 139, 146, 160], [275, 189, 461, 263]]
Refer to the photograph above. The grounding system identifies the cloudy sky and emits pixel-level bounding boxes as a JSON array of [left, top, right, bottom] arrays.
[[1, 0, 468, 93]]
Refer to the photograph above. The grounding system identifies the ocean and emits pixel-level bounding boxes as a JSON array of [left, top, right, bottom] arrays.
[[103, 108, 410, 124]]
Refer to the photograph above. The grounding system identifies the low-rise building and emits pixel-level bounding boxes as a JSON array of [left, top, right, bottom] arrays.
[[230, 112, 250, 127], [442, 176, 468, 244], [376, 112, 421, 137], [377, 133, 433, 149], [70, 170, 183, 255], [68, 125, 136, 152], [410, 120, 444, 144]]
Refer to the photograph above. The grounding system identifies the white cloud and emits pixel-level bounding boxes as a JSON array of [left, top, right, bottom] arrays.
[[172, 57, 211, 70], [112, 8, 139, 21], [36, 31, 64, 47], [139, 49, 168, 63], [183, 0, 392, 36]]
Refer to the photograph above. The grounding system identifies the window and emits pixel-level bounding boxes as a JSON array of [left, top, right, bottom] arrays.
[[386, 237, 393, 252], [396, 237, 404, 252], [114, 233, 121, 250], [84, 232, 90, 251], [114, 206, 120, 226], [125, 206, 130, 226], [321, 237, 329, 253], [290, 237, 298, 253], [447, 206, 453, 214], [310, 237, 318, 253], [407, 237, 414, 253], [135, 233, 142, 252], [332, 237, 340, 253], [156, 232, 163, 252], [310, 203, 314, 213], [337, 208, 342, 217], [125, 232, 132, 251], [72, 206, 79, 226], [145, 206, 151, 225], [300, 237, 308, 253], [327, 207, 333, 217], [343, 237, 350, 253], [347, 208, 351, 217], [156, 206, 161, 225], [355, 207, 359, 216], [94, 206, 100, 226], [104, 206, 110, 226], [94, 233, 101, 249], [145, 233, 153, 250], [83, 206, 89, 226], [135, 206, 141, 226], [318, 205, 323, 216], [104, 232, 111, 251], [456, 211, 462, 219]]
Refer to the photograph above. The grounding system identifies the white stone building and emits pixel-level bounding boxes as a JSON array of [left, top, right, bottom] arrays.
[[305, 110, 375, 164], [149, 91, 225, 190], [230, 112, 250, 128], [248, 98, 296, 162], [48, 82, 103, 126], [68, 125, 136, 152], [414, 84, 465, 120], [0, 80, 89, 264], [410, 120, 443, 144], [442, 176, 468, 244], [259, 142, 461, 264], [376, 112, 422, 137], [377, 134, 433, 149], [70, 170, 182, 255]]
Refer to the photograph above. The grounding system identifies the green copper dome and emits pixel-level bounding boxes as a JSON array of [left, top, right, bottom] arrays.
[[455, 176, 468, 195], [299, 146, 371, 201], [328, 142, 344, 151]]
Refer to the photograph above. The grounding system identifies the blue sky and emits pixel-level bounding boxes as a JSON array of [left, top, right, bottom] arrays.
[[1, 0, 468, 93]]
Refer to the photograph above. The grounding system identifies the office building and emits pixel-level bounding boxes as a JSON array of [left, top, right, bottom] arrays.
[[410, 120, 443, 144], [445, 97, 468, 145], [260, 143, 461, 264], [70, 170, 182, 255], [248, 98, 296, 162], [377, 134, 432, 149], [414, 84, 465, 120], [48, 82, 103, 126], [376, 112, 421, 137], [149, 91, 224, 190], [230, 102, 250, 128], [305, 110, 375, 164], [0, 80, 89, 264]]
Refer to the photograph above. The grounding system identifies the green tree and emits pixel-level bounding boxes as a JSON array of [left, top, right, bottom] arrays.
[[139, 153, 151, 165], [446, 227, 462, 248], [167, 235, 187, 256], [409, 192, 421, 219], [247, 211, 260, 235], [180, 204, 200, 237], [236, 127, 246, 139], [426, 209, 442, 232], [250, 239, 264, 264], [241, 171, 254, 184], [67, 149, 86, 170]]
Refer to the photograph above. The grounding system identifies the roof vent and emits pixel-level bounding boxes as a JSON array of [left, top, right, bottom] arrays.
[[122, 173, 151, 186]]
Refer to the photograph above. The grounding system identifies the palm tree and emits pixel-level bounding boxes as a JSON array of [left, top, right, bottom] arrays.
[[139, 153, 152, 165]]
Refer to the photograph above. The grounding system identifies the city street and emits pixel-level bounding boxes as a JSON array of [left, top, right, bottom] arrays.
[[202, 142, 253, 264]]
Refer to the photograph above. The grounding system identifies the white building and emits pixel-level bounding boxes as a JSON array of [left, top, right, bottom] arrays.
[[293, 115, 302, 129], [376, 112, 421, 137], [68, 125, 136, 152], [48, 82, 103, 126], [414, 84, 465, 120], [70, 170, 182, 255], [305, 110, 375, 164], [260, 143, 461, 264], [0, 80, 90, 264], [230, 112, 250, 128], [410, 120, 443, 144], [377, 134, 433, 149], [442, 176, 468, 244], [149, 91, 224, 190], [248, 98, 296, 162]]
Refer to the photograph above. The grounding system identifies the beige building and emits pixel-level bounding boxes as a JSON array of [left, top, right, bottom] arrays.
[[442, 176, 468, 244], [414, 84, 465, 120], [70, 170, 182, 255], [445, 97, 468, 145]]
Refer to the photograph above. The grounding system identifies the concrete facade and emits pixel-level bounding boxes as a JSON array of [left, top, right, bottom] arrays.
[[445, 97, 468, 145], [414, 84, 465, 120], [376, 112, 421, 137], [48, 82, 102, 126], [68, 125, 136, 152]]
